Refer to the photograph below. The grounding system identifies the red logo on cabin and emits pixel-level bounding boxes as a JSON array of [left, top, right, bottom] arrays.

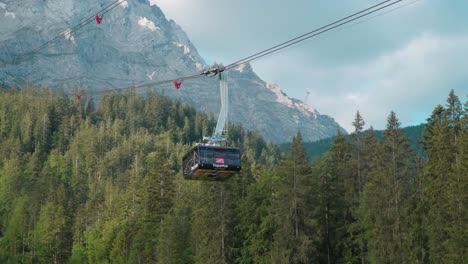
[[215, 157, 225, 164]]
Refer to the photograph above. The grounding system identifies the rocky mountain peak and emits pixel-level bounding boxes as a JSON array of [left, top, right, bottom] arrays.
[[0, 0, 345, 143]]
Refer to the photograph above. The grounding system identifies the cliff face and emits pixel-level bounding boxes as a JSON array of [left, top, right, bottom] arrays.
[[0, 0, 345, 143]]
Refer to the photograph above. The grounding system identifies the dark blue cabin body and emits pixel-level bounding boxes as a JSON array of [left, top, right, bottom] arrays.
[[182, 145, 241, 181]]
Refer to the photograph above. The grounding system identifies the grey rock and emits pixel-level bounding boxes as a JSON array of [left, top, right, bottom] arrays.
[[0, 0, 346, 143]]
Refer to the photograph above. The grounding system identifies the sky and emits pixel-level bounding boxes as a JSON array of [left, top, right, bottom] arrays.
[[151, 0, 468, 132]]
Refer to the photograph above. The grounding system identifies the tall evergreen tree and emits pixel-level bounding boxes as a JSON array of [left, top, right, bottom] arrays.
[[156, 176, 195, 264], [348, 111, 368, 263], [34, 201, 68, 263], [316, 131, 356, 263], [422, 91, 466, 263], [191, 180, 241, 264], [352, 111, 366, 193], [271, 132, 318, 263], [359, 111, 416, 263], [352, 126, 382, 263], [238, 166, 275, 264]]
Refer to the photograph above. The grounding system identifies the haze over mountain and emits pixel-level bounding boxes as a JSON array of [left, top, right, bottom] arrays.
[[0, 0, 346, 142]]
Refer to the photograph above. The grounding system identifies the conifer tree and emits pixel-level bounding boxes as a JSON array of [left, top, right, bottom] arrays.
[[352, 111, 366, 193], [353, 126, 381, 263], [190, 174, 243, 264], [136, 149, 176, 262], [156, 177, 194, 264], [422, 91, 466, 263], [271, 132, 318, 263], [238, 166, 275, 264], [316, 131, 356, 263], [348, 111, 368, 263], [451, 99, 467, 261], [34, 201, 67, 263], [359, 111, 416, 263]]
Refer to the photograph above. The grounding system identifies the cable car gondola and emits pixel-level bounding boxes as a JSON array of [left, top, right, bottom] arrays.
[[182, 66, 241, 181], [183, 145, 241, 181]]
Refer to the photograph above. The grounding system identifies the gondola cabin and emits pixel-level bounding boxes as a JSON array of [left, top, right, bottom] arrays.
[[183, 145, 241, 181]]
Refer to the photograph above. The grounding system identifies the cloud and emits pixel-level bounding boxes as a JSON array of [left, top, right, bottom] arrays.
[[149, 1, 467, 132], [299, 33, 468, 132]]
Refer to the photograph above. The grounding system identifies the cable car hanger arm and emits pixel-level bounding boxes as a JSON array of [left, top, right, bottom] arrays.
[[201, 64, 228, 144]]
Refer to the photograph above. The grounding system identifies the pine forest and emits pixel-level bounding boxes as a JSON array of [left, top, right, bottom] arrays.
[[0, 86, 466, 264]]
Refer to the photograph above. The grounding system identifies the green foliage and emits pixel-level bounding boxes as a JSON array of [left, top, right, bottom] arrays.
[[0, 86, 465, 264], [34, 201, 68, 263], [421, 90, 467, 263], [269, 132, 319, 263], [237, 166, 275, 264], [359, 112, 419, 263], [315, 131, 354, 264]]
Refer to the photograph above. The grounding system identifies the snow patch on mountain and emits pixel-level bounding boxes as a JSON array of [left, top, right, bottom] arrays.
[[146, 71, 157, 80], [120, 1, 128, 8], [235, 63, 247, 73], [173, 42, 190, 54], [138, 17, 159, 31], [4, 10, 14, 19], [63, 29, 76, 45], [196, 62, 205, 71], [0, 2, 15, 19]]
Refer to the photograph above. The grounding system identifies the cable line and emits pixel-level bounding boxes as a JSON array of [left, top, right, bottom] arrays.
[[34, 0, 124, 52], [225, 0, 393, 69], [16, 0, 126, 62], [94, 72, 207, 95], [7, 0, 417, 99], [111, 0, 410, 95], [341, 0, 421, 30], [82, 0, 413, 96], [225, 0, 405, 70]]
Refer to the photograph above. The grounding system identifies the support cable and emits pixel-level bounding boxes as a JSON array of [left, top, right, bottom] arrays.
[[15, 0, 126, 62], [225, 0, 405, 70]]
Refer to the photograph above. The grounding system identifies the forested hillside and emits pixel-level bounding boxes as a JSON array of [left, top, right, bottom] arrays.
[[280, 124, 426, 161], [0, 86, 466, 263]]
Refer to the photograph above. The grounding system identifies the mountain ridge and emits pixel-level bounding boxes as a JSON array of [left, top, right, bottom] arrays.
[[279, 124, 426, 160], [0, 0, 345, 143]]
